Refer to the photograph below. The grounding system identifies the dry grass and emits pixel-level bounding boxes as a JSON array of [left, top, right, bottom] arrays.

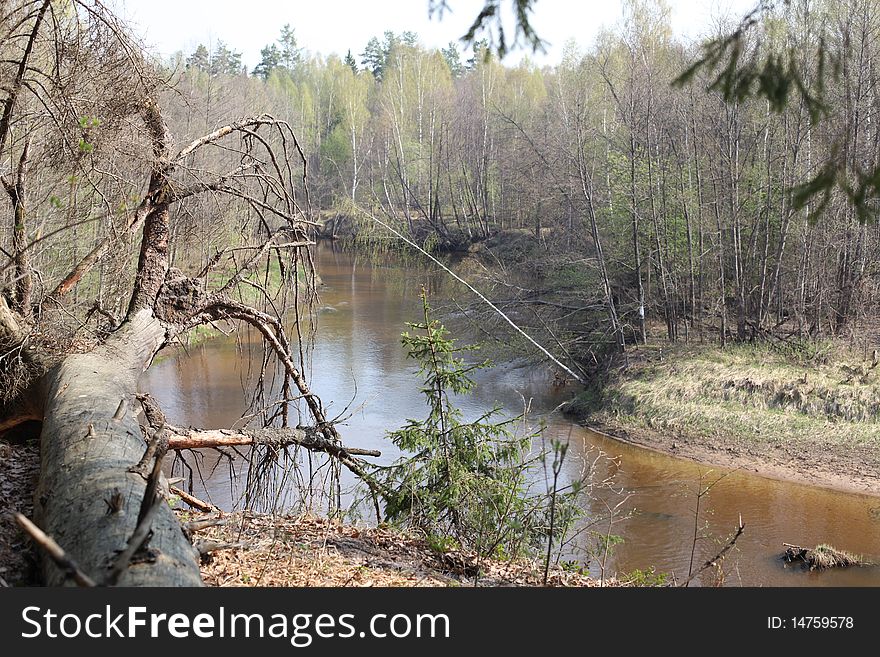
[[579, 342, 880, 449], [189, 511, 610, 587], [783, 543, 865, 570]]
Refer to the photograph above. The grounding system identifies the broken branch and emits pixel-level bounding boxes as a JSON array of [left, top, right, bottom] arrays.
[[14, 512, 96, 587], [170, 486, 217, 513], [166, 426, 381, 458]]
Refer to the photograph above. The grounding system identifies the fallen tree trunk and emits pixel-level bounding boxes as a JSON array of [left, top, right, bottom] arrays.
[[33, 311, 203, 586], [0, 3, 331, 585]]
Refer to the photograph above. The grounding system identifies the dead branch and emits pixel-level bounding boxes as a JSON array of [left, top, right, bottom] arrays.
[[129, 429, 169, 478], [166, 426, 381, 458], [14, 512, 96, 587], [107, 431, 169, 585], [194, 539, 249, 556], [183, 517, 227, 535], [104, 495, 164, 586], [190, 299, 332, 431], [0, 0, 51, 153], [170, 485, 217, 513], [173, 114, 277, 162], [3, 138, 34, 315], [135, 393, 166, 431], [678, 517, 745, 587]]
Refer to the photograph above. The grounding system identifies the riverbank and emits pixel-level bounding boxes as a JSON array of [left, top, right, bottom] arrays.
[[191, 512, 607, 587], [564, 342, 880, 496], [0, 439, 605, 586]]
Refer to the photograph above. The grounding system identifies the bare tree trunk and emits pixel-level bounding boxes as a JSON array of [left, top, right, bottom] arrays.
[[34, 311, 203, 586], [629, 131, 647, 344], [712, 179, 728, 347], [4, 141, 33, 316], [579, 153, 626, 353]]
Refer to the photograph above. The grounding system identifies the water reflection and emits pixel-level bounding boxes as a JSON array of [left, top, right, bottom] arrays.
[[143, 242, 880, 586]]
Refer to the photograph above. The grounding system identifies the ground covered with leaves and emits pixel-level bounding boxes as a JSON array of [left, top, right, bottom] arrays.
[[0, 438, 39, 586], [190, 511, 605, 587]]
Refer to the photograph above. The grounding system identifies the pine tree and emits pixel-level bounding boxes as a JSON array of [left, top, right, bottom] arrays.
[[378, 289, 532, 549], [343, 49, 358, 74], [278, 24, 302, 72], [401, 31, 419, 48], [253, 44, 281, 80], [360, 36, 385, 79], [466, 38, 491, 70], [209, 41, 243, 77], [442, 41, 464, 78], [186, 44, 210, 72]]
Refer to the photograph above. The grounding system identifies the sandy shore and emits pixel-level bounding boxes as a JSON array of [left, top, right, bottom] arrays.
[[584, 419, 880, 498]]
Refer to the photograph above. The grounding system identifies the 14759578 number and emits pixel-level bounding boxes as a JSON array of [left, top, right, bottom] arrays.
[[768, 617, 854, 629]]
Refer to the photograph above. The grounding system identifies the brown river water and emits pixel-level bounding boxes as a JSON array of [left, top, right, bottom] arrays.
[[143, 242, 880, 586]]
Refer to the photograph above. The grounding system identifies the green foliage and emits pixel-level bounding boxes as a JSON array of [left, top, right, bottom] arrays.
[[426, 533, 460, 554], [253, 44, 281, 80], [673, 2, 835, 123], [377, 289, 594, 564], [674, 1, 880, 222], [343, 49, 358, 74], [209, 41, 243, 76], [360, 36, 386, 79], [320, 124, 353, 168], [546, 261, 597, 291], [186, 44, 210, 71], [565, 383, 605, 417], [186, 41, 242, 77], [278, 24, 302, 71], [560, 560, 590, 575], [591, 532, 624, 560], [441, 41, 464, 78], [378, 288, 540, 554], [360, 31, 415, 80], [430, 0, 545, 59], [254, 25, 303, 80], [622, 567, 669, 587]]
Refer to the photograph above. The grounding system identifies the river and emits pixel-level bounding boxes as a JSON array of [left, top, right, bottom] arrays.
[[143, 242, 880, 586]]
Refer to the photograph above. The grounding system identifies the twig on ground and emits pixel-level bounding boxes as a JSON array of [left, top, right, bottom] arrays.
[[14, 512, 96, 587]]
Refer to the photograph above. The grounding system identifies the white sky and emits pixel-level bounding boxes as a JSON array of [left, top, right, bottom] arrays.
[[111, 0, 757, 69]]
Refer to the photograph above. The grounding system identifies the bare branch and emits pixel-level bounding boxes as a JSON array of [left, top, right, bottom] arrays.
[[14, 512, 96, 587], [166, 426, 381, 458]]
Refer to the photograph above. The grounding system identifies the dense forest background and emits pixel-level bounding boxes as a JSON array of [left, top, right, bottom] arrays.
[[5, 0, 880, 370]]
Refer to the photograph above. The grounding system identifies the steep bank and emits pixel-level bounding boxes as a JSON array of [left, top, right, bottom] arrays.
[[565, 342, 880, 496]]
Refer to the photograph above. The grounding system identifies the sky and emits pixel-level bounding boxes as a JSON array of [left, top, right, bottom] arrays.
[[110, 0, 757, 70]]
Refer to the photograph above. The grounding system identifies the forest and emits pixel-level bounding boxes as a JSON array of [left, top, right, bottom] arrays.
[[2, 0, 880, 589], [166, 0, 880, 355]]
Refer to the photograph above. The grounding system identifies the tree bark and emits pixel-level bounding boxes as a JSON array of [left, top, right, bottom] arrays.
[[33, 310, 203, 586]]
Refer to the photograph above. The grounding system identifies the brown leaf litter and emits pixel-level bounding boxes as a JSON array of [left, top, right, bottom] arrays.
[[0, 439, 40, 586], [188, 511, 607, 587]]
